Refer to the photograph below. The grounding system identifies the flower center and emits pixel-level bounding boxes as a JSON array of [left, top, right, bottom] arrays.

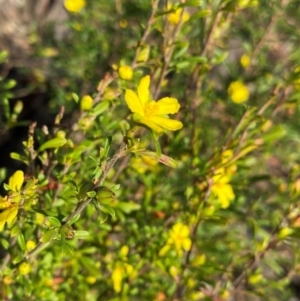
[[144, 101, 159, 117]]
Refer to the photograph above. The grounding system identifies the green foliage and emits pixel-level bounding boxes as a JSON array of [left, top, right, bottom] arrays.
[[1, 0, 300, 300]]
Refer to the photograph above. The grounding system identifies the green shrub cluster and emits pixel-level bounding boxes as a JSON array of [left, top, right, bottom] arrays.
[[1, 0, 300, 300]]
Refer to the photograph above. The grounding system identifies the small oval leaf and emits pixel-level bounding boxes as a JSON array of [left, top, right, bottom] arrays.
[[38, 137, 67, 152], [40, 229, 56, 243], [48, 216, 61, 227], [17, 233, 26, 251], [74, 230, 90, 239]]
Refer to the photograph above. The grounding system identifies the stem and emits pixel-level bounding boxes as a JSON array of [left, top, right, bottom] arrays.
[[152, 132, 162, 157], [131, 0, 160, 68], [63, 141, 127, 224], [153, 6, 186, 99], [24, 141, 127, 260]]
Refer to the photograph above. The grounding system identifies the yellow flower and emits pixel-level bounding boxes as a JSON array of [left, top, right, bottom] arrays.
[[211, 168, 235, 209], [119, 19, 128, 28], [120, 245, 129, 258], [159, 222, 191, 256], [64, 0, 86, 14], [19, 262, 31, 275], [167, 6, 190, 25], [119, 65, 133, 81], [86, 276, 97, 284], [125, 76, 183, 133], [26, 240, 36, 251], [228, 80, 249, 104], [112, 266, 123, 293], [240, 54, 251, 69]]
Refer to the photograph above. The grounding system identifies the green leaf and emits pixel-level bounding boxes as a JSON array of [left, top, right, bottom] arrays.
[[173, 42, 189, 60], [10, 224, 21, 237], [100, 204, 115, 218], [178, 0, 202, 7], [68, 214, 81, 225], [175, 60, 191, 69], [72, 93, 79, 103], [10, 152, 22, 161], [116, 201, 141, 214], [103, 136, 112, 159], [74, 230, 90, 239], [33, 208, 56, 217], [80, 256, 100, 276], [98, 211, 108, 224], [40, 229, 56, 243], [12, 254, 23, 264], [187, 9, 212, 23], [23, 276, 33, 295], [3, 183, 10, 191], [0, 238, 9, 250], [48, 216, 61, 227], [66, 176, 78, 191], [61, 242, 74, 255], [262, 125, 285, 143], [38, 137, 67, 152], [92, 100, 110, 116], [87, 191, 96, 198], [93, 166, 103, 179], [211, 51, 228, 65], [3, 79, 17, 90], [1, 98, 10, 119], [0, 50, 8, 63], [17, 233, 26, 251], [112, 184, 120, 191]]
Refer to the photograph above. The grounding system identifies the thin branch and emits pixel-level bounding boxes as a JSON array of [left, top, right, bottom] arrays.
[[153, 6, 187, 99], [63, 141, 127, 224], [131, 0, 160, 68], [24, 141, 127, 260]]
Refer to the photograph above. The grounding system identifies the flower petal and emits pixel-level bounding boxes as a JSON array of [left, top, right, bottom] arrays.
[[179, 224, 190, 237], [125, 89, 144, 115], [156, 97, 180, 114], [183, 238, 192, 251], [137, 75, 150, 109], [136, 116, 164, 133], [151, 116, 183, 131], [112, 266, 123, 293], [212, 183, 235, 209], [8, 170, 24, 192], [0, 205, 18, 231]]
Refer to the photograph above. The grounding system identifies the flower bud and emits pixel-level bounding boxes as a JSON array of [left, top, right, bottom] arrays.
[[96, 187, 115, 204], [118, 65, 133, 81], [80, 95, 93, 111], [60, 224, 75, 239]]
